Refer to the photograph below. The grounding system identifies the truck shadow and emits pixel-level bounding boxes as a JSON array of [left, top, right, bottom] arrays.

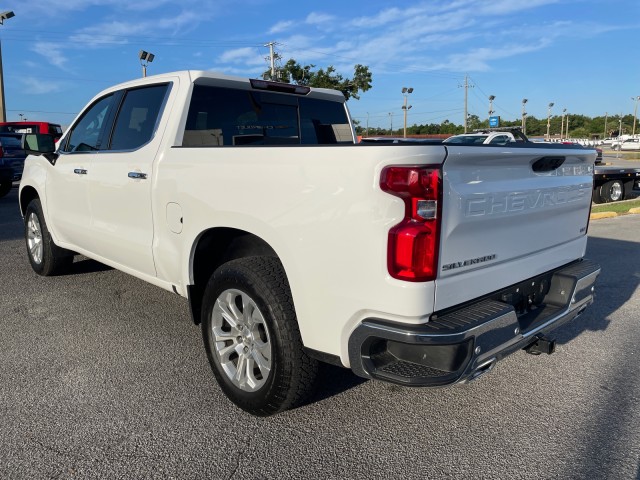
[[0, 190, 23, 242], [66, 258, 114, 275], [307, 364, 368, 405], [553, 235, 639, 345]]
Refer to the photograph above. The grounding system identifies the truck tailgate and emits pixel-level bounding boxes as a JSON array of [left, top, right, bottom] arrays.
[[436, 144, 594, 310]]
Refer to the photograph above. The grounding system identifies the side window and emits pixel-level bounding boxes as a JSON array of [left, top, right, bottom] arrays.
[[489, 135, 508, 145], [63, 95, 114, 152], [109, 84, 169, 151]]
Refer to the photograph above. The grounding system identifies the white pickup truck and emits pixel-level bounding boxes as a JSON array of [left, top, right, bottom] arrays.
[[19, 71, 600, 416]]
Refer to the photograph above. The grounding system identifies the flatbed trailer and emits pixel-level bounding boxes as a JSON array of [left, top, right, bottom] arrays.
[[592, 166, 640, 203]]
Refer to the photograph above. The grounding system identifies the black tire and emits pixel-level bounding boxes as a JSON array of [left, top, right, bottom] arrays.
[[24, 199, 74, 276], [597, 180, 624, 203], [0, 182, 11, 198], [201, 256, 318, 416]]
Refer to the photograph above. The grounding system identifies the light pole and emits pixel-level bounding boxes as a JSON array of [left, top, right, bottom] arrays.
[[0, 11, 15, 123], [546, 102, 554, 139], [604, 112, 608, 139], [632, 96, 639, 137], [388, 112, 393, 135], [488, 95, 495, 121], [139, 50, 155, 77], [521, 98, 528, 134], [402, 87, 413, 138], [560, 108, 566, 140]]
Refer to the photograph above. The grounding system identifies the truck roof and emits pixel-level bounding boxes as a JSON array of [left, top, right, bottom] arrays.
[[93, 70, 347, 103]]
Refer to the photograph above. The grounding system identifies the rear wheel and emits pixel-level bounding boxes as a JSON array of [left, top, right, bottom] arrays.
[[201, 256, 318, 416], [24, 199, 74, 276], [597, 180, 624, 203]]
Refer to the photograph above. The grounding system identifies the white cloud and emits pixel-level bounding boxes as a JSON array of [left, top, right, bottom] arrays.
[[428, 41, 552, 72], [305, 12, 335, 25], [69, 10, 202, 47], [219, 47, 261, 64], [21, 0, 186, 14], [22, 77, 64, 94], [31, 42, 69, 69], [217, 46, 268, 72], [269, 20, 294, 34]]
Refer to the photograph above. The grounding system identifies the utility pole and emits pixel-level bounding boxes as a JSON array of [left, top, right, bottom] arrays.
[[0, 11, 16, 123], [521, 98, 528, 135], [604, 112, 608, 139], [388, 112, 393, 135], [460, 75, 473, 133], [265, 41, 277, 80], [617, 116, 622, 159], [402, 87, 413, 138], [463, 75, 468, 133], [565, 113, 569, 139], [632, 96, 639, 137]]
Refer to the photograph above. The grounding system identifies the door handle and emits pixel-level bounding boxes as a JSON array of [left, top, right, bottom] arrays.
[[73, 168, 87, 175], [128, 172, 148, 180]]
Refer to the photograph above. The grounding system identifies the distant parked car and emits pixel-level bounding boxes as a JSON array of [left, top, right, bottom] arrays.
[[620, 138, 640, 151], [0, 121, 63, 142], [443, 131, 517, 145], [0, 132, 27, 198]]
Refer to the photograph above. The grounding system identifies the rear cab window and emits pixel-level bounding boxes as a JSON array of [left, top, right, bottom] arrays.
[[182, 83, 352, 147]]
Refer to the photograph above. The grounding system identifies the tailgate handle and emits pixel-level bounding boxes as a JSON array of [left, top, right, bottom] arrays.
[[532, 156, 565, 172]]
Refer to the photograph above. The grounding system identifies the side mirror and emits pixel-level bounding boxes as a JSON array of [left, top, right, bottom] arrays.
[[22, 133, 58, 164]]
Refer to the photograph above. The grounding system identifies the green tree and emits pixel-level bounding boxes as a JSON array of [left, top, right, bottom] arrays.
[[266, 59, 372, 101]]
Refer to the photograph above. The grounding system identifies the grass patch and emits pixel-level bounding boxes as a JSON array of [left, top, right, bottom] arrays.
[[592, 198, 640, 214], [602, 150, 640, 160]]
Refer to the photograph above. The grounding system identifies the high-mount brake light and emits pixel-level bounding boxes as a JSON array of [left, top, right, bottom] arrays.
[[249, 78, 311, 95], [380, 166, 442, 282]]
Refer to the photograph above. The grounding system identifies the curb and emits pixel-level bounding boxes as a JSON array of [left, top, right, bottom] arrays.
[[590, 206, 640, 220], [590, 212, 617, 220]]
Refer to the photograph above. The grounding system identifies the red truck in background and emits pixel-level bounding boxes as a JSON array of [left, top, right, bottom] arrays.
[[0, 121, 63, 142]]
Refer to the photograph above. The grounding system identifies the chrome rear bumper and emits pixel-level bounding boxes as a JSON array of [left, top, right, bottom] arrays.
[[348, 259, 600, 386]]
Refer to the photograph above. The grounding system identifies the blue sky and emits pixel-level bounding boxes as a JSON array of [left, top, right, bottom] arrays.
[[3, 0, 639, 128]]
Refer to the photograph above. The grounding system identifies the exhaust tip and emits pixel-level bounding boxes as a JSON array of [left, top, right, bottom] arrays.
[[469, 358, 496, 381]]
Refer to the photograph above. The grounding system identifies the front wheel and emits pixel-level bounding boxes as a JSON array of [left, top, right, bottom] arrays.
[[24, 199, 74, 276], [201, 256, 318, 416]]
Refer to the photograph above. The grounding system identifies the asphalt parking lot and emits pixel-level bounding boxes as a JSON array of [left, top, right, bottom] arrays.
[[1, 185, 639, 479]]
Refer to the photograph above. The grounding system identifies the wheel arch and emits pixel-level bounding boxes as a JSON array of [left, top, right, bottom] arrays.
[[187, 227, 280, 325], [19, 185, 40, 216]]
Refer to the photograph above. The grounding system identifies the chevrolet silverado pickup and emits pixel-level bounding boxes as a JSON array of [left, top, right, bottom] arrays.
[[19, 71, 600, 416]]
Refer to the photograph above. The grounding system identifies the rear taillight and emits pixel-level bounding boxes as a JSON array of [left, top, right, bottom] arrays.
[[380, 166, 442, 282]]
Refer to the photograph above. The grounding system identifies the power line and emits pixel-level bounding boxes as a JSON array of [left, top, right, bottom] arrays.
[[277, 44, 464, 80], [7, 109, 77, 115]]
